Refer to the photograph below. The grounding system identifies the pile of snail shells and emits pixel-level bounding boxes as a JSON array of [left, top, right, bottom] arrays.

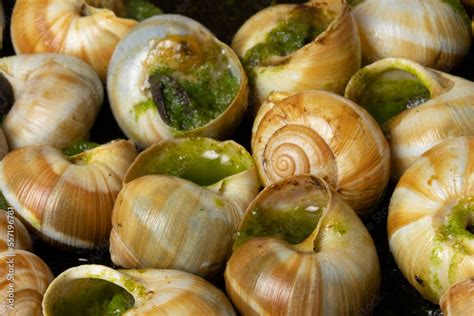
[[0, 0, 472, 315]]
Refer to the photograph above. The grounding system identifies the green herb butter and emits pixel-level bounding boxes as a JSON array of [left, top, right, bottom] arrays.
[[51, 279, 134, 316], [234, 205, 325, 250], [356, 70, 431, 125]]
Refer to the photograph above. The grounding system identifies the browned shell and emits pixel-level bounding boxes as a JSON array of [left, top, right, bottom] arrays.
[[0, 250, 54, 315], [0, 140, 137, 249], [11, 0, 137, 79]]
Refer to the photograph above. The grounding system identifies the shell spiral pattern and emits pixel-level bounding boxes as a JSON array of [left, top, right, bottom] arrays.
[[252, 91, 390, 216]]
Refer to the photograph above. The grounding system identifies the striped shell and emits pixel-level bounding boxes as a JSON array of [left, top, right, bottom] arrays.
[[345, 58, 474, 179], [0, 250, 54, 316], [0, 140, 137, 249], [352, 0, 471, 71], [110, 138, 260, 277], [225, 175, 380, 315], [42, 264, 236, 315], [232, 0, 360, 109], [388, 136, 474, 303], [0, 54, 103, 150], [107, 15, 249, 148], [0, 210, 32, 251], [11, 0, 137, 80], [440, 278, 474, 316], [251, 90, 390, 216]]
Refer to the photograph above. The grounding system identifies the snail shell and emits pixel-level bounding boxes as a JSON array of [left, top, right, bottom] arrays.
[[110, 137, 260, 276], [11, 0, 137, 80], [440, 278, 474, 316], [351, 0, 471, 71], [0, 210, 32, 251], [224, 175, 380, 315], [0, 140, 137, 249], [42, 264, 236, 315], [0, 250, 54, 316], [232, 0, 360, 109], [0, 54, 103, 150], [388, 136, 474, 303], [345, 58, 474, 179], [107, 15, 249, 148], [251, 90, 390, 216]]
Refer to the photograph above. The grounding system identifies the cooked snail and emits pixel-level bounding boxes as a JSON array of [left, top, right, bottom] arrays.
[[110, 137, 260, 276], [388, 136, 474, 304], [345, 58, 474, 179], [232, 0, 360, 109], [108, 14, 249, 148], [351, 0, 471, 71], [0, 140, 137, 249], [225, 175, 380, 315], [251, 90, 390, 216], [11, 0, 138, 80], [0, 54, 103, 150], [0, 250, 54, 316], [42, 264, 236, 315], [440, 278, 474, 316]]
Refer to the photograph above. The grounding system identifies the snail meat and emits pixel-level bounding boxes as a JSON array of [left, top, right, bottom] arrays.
[[108, 15, 249, 147]]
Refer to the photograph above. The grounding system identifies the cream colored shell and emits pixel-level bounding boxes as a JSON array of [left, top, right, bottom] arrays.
[[352, 0, 471, 71], [110, 138, 260, 277], [107, 15, 249, 148], [251, 90, 390, 216], [0, 140, 137, 249], [388, 137, 474, 303], [345, 58, 474, 179], [440, 278, 474, 316], [42, 264, 236, 315], [0, 211, 32, 251], [225, 175, 380, 315], [0, 54, 103, 150], [11, 0, 137, 80], [232, 0, 360, 108], [0, 250, 54, 316]]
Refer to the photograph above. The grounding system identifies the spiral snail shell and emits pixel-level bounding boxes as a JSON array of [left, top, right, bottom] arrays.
[[345, 58, 474, 179], [11, 0, 137, 80], [388, 136, 474, 303], [351, 0, 471, 71], [251, 90, 390, 216], [110, 137, 260, 277], [108, 14, 249, 148], [42, 264, 236, 315], [232, 0, 360, 109], [225, 175, 380, 315], [0, 140, 137, 249], [0, 53, 103, 150], [0, 211, 54, 316], [440, 278, 474, 316]]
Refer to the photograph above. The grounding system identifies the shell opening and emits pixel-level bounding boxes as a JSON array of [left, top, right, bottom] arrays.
[[445, 196, 474, 239], [233, 176, 329, 251], [63, 140, 100, 157], [47, 278, 135, 316], [125, 138, 254, 186], [138, 35, 241, 132], [350, 69, 431, 125], [0, 73, 14, 117], [242, 4, 336, 75]]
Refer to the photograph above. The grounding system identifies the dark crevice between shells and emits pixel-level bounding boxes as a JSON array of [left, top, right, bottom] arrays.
[[0, 73, 14, 120], [148, 73, 196, 130]]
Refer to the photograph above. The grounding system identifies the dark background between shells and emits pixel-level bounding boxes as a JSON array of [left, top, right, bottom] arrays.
[[2, 0, 474, 314]]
